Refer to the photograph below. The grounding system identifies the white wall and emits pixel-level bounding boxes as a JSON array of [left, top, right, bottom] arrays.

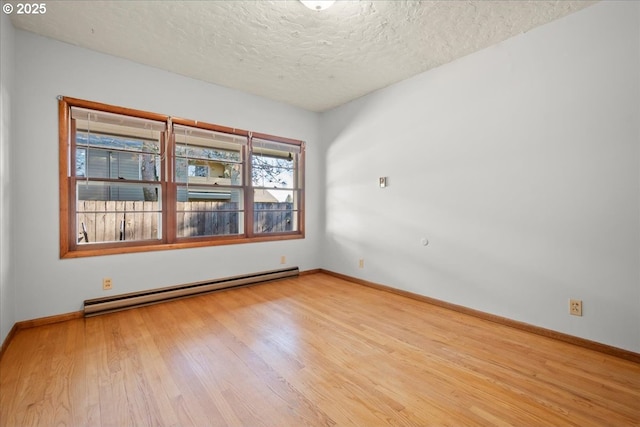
[[1, 13, 16, 345], [322, 1, 640, 352], [11, 30, 322, 322]]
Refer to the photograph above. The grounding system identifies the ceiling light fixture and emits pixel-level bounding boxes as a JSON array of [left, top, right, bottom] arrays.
[[300, 0, 335, 11]]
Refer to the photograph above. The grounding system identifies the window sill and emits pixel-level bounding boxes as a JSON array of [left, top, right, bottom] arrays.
[[61, 233, 305, 259]]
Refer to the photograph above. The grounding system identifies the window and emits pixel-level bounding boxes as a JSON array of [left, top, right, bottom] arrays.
[[71, 107, 164, 245], [251, 138, 302, 234], [174, 124, 245, 238], [59, 97, 305, 257]]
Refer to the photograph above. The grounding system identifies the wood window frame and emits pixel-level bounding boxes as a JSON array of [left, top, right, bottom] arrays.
[[59, 96, 305, 258]]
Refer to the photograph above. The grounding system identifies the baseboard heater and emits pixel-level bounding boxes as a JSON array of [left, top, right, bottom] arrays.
[[83, 266, 299, 317]]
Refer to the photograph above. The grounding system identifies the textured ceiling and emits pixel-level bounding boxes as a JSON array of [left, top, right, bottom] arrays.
[[9, 0, 596, 112]]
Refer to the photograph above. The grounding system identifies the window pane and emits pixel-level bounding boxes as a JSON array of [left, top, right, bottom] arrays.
[[76, 182, 162, 244], [177, 186, 244, 237], [175, 142, 241, 162], [176, 158, 242, 186], [253, 189, 298, 233], [76, 131, 160, 154], [78, 180, 161, 202], [77, 146, 160, 181], [73, 108, 163, 183], [252, 149, 296, 190], [174, 126, 244, 187]]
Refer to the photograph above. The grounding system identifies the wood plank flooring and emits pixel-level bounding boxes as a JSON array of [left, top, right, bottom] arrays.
[[1, 272, 639, 426]]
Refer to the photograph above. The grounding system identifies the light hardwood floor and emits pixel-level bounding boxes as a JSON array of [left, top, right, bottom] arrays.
[[1, 273, 639, 426]]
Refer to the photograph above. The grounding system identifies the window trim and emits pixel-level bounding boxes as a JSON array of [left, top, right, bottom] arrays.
[[59, 96, 305, 258]]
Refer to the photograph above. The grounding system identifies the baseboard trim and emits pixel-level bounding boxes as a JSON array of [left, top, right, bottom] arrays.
[[15, 311, 84, 330], [320, 269, 640, 364]]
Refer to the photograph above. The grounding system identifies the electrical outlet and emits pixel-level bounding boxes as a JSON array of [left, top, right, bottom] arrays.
[[280, 255, 286, 264], [103, 278, 113, 291], [358, 259, 364, 269], [569, 299, 582, 316]]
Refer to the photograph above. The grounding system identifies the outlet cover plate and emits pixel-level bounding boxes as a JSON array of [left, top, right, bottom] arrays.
[[569, 299, 582, 316]]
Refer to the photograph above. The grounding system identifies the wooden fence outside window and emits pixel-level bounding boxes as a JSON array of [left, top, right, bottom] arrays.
[[77, 201, 294, 243]]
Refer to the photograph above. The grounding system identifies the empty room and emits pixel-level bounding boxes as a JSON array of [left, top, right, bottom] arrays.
[[1, 0, 639, 425]]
